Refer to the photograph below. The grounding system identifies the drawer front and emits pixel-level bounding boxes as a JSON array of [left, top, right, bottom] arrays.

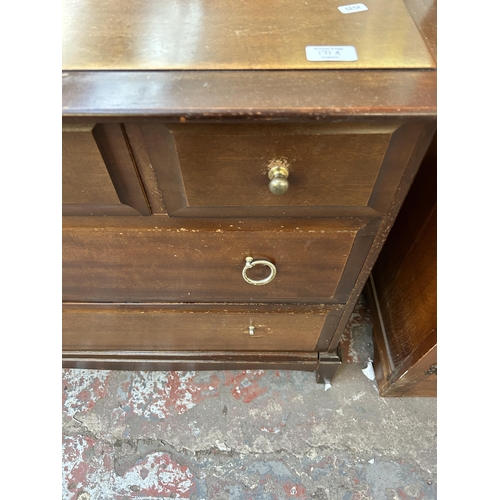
[[62, 217, 376, 303], [63, 124, 150, 216], [129, 122, 422, 217], [63, 303, 343, 352]]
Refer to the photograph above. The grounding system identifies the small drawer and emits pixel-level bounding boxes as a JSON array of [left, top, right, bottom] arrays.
[[128, 122, 420, 217], [62, 217, 377, 304], [63, 124, 150, 216], [62, 303, 343, 352]]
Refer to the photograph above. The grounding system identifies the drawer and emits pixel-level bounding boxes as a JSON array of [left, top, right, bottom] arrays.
[[127, 122, 423, 217], [62, 217, 377, 303], [62, 124, 150, 216], [62, 303, 343, 352]]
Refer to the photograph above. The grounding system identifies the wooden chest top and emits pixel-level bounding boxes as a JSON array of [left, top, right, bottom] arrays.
[[62, 0, 435, 71]]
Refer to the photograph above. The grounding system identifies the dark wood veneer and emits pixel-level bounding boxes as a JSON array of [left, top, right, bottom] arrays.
[[62, 71, 436, 121], [62, 0, 436, 381], [62, 217, 373, 304], [136, 123, 394, 217], [62, 350, 319, 372], [63, 303, 343, 353], [367, 133, 437, 396], [62, 124, 150, 216], [327, 120, 436, 352]]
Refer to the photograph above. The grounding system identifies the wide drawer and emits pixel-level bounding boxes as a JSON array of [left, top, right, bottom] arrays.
[[62, 217, 377, 303], [62, 303, 343, 352], [128, 122, 424, 217]]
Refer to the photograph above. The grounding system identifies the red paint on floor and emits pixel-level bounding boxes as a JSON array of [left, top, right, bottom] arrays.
[[114, 452, 196, 498], [224, 370, 268, 403], [283, 481, 308, 498]]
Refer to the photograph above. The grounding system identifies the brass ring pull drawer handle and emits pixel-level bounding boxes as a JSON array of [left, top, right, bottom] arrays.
[[242, 256, 277, 285]]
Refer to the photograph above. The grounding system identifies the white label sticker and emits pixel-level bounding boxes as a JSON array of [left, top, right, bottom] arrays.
[[338, 3, 368, 14], [305, 46, 358, 62]]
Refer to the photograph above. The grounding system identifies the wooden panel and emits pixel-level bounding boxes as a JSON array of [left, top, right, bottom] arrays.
[[135, 122, 412, 217], [62, 125, 121, 205], [62, 71, 436, 121], [327, 119, 436, 352], [91, 124, 151, 215], [63, 0, 434, 70], [400, 345, 437, 397], [403, 0, 436, 61], [62, 124, 150, 215], [365, 133, 437, 396], [373, 134, 436, 279], [370, 295, 437, 397], [62, 217, 370, 303], [63, 303, 341, 352], [62, 350, 319, 372], [372, 135, 436, 364], [377, 205, 436, 364], [333, 219, 380, 302], [121, 124, 167, 214]]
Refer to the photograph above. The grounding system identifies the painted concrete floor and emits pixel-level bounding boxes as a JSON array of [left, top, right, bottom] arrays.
[[62, 294, 437, 500]]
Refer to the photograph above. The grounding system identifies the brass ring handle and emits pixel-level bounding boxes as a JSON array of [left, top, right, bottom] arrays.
[[268, 164, 289, 195], [242, 256, 277, 286]]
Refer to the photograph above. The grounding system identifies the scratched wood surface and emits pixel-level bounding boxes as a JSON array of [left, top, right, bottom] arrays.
[[63, 0, 434, 70], [61, 0, 437, 376], [62, 124, 150, 215], [62, 303, 343, 352], [133, 122, 393, 217], [367, 133, 436, 396], [62, 217, 368, 303]]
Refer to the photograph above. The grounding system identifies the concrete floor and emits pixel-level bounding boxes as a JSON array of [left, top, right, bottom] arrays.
[[62, 294, 437, 500]]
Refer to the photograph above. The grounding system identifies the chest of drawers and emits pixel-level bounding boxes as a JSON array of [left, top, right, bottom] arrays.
[[62, 0, 436, 382]]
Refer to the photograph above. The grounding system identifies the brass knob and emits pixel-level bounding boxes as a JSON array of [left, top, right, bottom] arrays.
[[268, 164, 289, 195]]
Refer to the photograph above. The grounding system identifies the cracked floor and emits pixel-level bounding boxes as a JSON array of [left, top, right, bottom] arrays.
[[62, 293, 437, 500]]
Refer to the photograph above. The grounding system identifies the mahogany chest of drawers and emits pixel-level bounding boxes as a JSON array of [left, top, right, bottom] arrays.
[[62, 0, 436, 382]]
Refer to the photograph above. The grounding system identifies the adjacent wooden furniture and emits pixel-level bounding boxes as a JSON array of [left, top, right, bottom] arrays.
[[62, 0, 437, 381], [366, 134, 437, 396]]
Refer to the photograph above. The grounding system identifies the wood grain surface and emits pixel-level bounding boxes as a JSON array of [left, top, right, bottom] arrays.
[[63, 303, 342, 352], [62, 71, 436, 120], [61, 0, 437, 374], [134, 122, 394, 216], [62, 217, 370, 303], [62, 350, 319, 372], [63, 125, 121, 206], [368, 133, 437, 396], [327, 119, 436, 351], [63, 124, 150, 215], [63, 0, 434, 70]]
